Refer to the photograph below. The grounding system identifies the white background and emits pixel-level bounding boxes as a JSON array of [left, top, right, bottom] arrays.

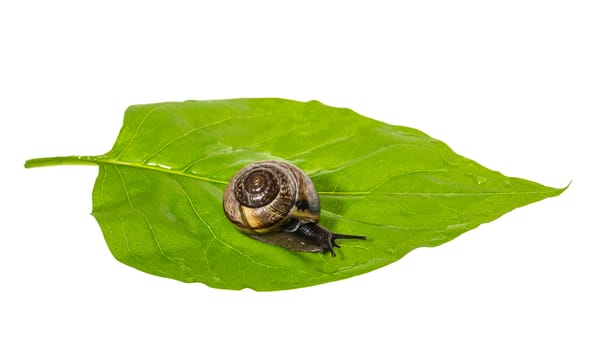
[[2, 1, 611, 349]]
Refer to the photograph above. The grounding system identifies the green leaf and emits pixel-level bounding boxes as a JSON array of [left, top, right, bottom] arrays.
[[25, 98, 565, 291]]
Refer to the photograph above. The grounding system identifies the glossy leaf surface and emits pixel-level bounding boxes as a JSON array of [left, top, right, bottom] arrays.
[[25, 99, 565, 290]]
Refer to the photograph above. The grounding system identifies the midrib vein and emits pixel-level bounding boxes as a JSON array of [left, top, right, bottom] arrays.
[[98, 157, 229, 184], [319, 189, 562, 197], [25, 155, 564, 197]]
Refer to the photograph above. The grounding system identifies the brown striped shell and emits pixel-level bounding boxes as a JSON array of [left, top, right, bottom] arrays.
[[223, 160, 320, 235]]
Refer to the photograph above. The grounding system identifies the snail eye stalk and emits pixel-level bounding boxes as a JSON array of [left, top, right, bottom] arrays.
[[296, 223, 366, 257]]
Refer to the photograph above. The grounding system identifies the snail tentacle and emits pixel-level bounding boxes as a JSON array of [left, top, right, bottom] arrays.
[[296, 223, 366, 257]]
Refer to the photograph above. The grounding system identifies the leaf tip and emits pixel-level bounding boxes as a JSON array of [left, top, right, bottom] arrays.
[[560, 180, 572, 194]]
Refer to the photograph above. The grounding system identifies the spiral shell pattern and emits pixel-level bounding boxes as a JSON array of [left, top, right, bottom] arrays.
[[223, 160, 320, 234]]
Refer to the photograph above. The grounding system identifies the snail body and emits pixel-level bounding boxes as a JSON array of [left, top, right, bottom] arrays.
[[223, 160, 365, 256]]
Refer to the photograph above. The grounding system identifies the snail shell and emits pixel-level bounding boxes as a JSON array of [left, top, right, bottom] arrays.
[[223, 160, 365, 256]]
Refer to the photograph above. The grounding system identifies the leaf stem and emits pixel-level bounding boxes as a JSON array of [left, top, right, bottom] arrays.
[[24, 156, 229, 185], [24, 155, 100, 168]]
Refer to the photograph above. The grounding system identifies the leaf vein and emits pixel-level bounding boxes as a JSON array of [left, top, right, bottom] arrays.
[[309, 144, 406, 178], [286, 135, 354, 160], [97, 158, 228, 184], [319, 189, 561, 197], [114, 166, 196, 277], [365, 169, 478, 193], [143, 117, 231, 162], [116, 104, 163, 158]]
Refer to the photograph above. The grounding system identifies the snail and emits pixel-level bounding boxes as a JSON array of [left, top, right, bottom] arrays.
[[223, 160, 365, 256]]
